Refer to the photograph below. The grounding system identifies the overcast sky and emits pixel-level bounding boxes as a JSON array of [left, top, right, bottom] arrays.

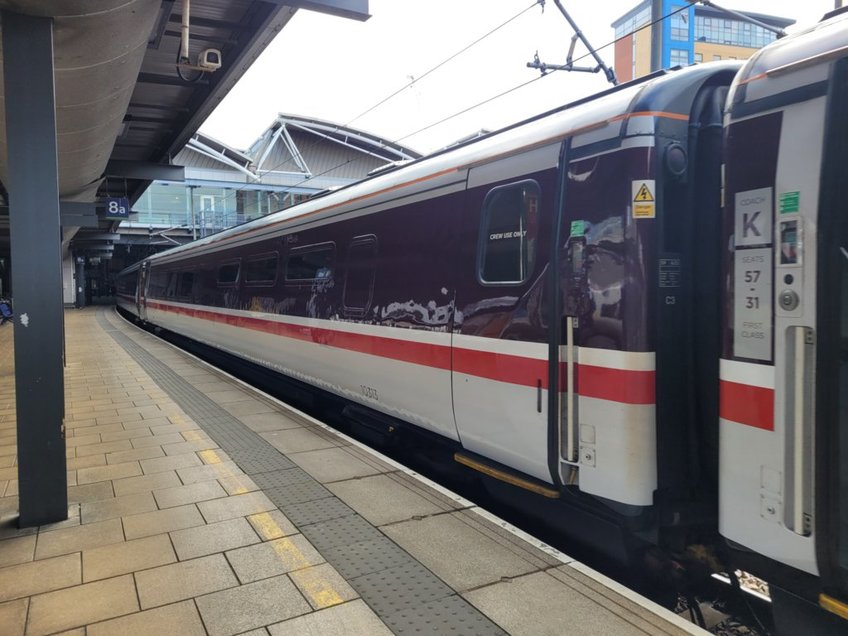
[[199, 1, 838, 155]]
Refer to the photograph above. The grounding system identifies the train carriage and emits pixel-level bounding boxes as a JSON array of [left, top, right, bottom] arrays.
[[720, 9, 848, 632], [120, 60, 735, 528], [116, 8, 848, 632]]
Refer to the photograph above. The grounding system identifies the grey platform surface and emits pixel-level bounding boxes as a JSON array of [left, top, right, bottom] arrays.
[[0, 308, 704, 635]]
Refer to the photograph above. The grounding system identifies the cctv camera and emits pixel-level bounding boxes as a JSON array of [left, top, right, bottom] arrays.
[[198, 49, 222, 71]]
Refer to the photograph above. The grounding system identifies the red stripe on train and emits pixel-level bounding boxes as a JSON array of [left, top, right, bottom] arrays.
[[719, 379, 774, 431], [453, 347, 548, 388], [576, 364, 655, 405], [146, 301, 656, 403], [147, 300, 452, 370]]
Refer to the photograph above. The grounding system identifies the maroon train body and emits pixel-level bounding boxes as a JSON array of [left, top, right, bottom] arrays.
[[117, 10, 848, 632]]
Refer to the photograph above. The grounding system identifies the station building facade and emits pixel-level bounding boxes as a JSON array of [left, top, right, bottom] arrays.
[[91, 115, 419, 303], [124, 114, 419, 244], [612, 1, 794, 82]]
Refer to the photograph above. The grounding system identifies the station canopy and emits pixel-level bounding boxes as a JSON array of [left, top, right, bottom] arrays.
[[0, 0, 369, 257]]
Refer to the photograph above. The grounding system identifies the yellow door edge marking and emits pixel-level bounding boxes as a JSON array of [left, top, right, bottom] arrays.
[[820, 593, 848, 620], [454, 452, 560, 498]]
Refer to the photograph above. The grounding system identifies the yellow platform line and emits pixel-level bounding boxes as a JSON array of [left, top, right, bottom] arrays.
[[251, 512, 344, 608], [198, 449, 222, 464]]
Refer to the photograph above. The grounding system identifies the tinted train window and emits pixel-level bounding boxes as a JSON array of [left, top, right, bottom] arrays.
[[343, 235, 377, 316], [286, 244, 335, 281], [148, 269, 172, 298], [478, 180, 539, 285], [178, 272, 194, 298], [245, 253, 278, 285], [217, 261, 240, 285]]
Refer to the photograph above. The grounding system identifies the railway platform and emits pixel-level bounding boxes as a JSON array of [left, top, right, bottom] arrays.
[[0, 307, 702, 635]]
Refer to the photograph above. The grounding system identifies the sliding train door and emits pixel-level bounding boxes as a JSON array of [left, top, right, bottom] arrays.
[[553, 137, 658, 508], [451, 144, 559, 484]]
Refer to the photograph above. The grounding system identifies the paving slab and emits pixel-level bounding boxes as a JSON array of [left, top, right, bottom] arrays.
[[81, 533, 176, 582], [464, 570, 656, 636], [226, 534, 326, 583], [135, 553, 240, 609], [0, 552, 81, 602], [381, 511, 539, 592], [170, 517, 262, 561], [87, 599, 206, 636], [327, 473, 445, 526], [0, 598, 28, 636], [35, 518, 124, 559], [268, 599, 392, 636], [0, 533, 35, 567], [195, 574, 312, 636], [25, 574, 139, 636], [289, 446, 384, 483]]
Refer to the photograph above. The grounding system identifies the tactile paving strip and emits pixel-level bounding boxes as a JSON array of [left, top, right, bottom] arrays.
[[383, 594, 508, 635], [283, 497, 356, 526], [300, 514, 384, 552], [351, 563, 456, 615], [252, 473, 335, 507], [99, 309, 507, 635], [323, 537, 418, 579], [225, 447, 296, 473]]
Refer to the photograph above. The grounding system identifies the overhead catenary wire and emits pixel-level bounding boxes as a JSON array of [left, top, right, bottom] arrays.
[[342, 0, 543, 132], [175, 0, 694, 229], [179, 1, 543, 224], [251, 0, 696, 203]]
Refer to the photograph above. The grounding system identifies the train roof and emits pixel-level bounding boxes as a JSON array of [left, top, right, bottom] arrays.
[[120, 61, 740, 272], [728, 9, 848, 116]]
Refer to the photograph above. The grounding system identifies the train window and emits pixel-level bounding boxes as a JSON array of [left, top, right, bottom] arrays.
[[164, 272, 179, 298], [147, 269, 168, 298], [478, 180, 539, 285], [217, 260, 240, 285], [286, 243, 335, 281], [343, 235, 377, 316], [245, 253, 279, 285], [178, 272, 195, 298]]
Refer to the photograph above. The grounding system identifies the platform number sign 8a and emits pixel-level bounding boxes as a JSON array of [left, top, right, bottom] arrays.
[[105, 197, 130, 219]]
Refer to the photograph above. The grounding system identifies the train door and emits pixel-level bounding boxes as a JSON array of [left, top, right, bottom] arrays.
[[451, 144, 559, 484], [720, 47, 846, 617], [552, 137, 658, 507], [136, 261, 149, 321]]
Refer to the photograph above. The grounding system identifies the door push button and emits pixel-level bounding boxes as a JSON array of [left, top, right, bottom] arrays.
[[779, 289, 799, 311]]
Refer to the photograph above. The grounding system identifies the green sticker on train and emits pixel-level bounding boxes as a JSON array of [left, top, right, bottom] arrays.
[[779, 191, 799, 214]]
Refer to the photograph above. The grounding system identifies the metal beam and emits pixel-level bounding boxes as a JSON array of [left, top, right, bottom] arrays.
[[71, 244, 116, 251], [105, 160, 185, 182], [280, 0, 370, 21], [60, 201, 95, 216], [3, 11, 68, 527], [137, 72, 209, 87], [72, 233, 120, 242], [58, 202, 100, 228], [61, 215, 100, 229]]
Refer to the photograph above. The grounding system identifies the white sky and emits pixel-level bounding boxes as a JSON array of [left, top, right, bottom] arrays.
[[199, 1, 837, 155]]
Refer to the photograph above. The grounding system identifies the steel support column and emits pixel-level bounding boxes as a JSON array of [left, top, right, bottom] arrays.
[[651, 0, 663, 72], [3, 12, 68, 526]]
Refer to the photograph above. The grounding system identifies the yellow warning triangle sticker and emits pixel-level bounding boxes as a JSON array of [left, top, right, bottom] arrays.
[[634, 183, 654, 202]]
